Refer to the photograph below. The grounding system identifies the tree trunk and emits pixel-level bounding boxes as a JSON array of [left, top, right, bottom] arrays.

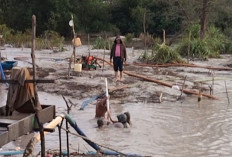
[[200, 0, 209, 40]]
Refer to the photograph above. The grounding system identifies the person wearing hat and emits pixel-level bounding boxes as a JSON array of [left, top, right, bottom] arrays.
[[110, 35, 127, 82]]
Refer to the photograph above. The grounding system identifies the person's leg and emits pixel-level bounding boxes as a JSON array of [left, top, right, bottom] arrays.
[[115, 71, 118, 82], [120, 71, 123, 81], [119, 59, 124, 81], [113, 58, 120, 82]]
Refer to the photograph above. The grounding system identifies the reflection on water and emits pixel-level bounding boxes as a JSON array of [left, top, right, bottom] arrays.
[[2, 90, 232, 156]]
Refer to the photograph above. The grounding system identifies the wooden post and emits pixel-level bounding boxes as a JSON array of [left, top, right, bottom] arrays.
[[179, 75, 187, 100], [163, 29, 166, 44], [143, 11, 147, 57], [187, 31, 191, 64], [211, 70, 214, 95], [62, 95, 70, 157], [198, 82, 202, 102], [225, 81, 230, 104], [88, 34, 90, 56], [31, 15, 45, 157], [71, 15, 76, 64], [105, 78, 110, 120], [68, 15, 76, 76]]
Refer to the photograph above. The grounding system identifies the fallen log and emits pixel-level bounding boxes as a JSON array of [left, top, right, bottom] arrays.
[[0, 79, 55, 84], [123, 71, 218, 100], [133, 62, 232, 71], [95, 57, 219, 100]]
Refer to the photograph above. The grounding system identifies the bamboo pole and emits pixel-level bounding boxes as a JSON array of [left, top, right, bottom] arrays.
[[133, 62, 232, 71], [123, 71, 218, 100], [225, 81, 230, 104], [95, 57, 219, 100]]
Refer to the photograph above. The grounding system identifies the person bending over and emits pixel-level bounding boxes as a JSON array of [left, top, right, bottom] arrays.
[[97, 112, 131, 128]]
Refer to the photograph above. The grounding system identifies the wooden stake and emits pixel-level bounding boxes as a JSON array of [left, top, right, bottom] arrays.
[[105, 78, 110, 120], [143, 11, 147, 59], [225, 81, 230, 104], [179, 75, 187, 100], [187, 31, 191, 63], [163, 29, 166, 44], [198, 82, 202, 102], [211, 70, 214, 95], [31, 15, 45, 157], [62, 95, 70, 157], [68, 15, 76, 76], [71, 15, 76, 64]]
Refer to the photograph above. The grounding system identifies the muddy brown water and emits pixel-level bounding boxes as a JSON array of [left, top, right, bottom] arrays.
[[1, 90, 232, 157], [1, 48, 232, 156]]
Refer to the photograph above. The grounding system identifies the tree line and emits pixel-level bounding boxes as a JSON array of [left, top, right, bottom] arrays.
[[0, 0, 232, 39]]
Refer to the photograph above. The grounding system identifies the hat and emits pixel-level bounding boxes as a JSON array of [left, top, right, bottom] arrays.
[[115, 36, 121, 40]]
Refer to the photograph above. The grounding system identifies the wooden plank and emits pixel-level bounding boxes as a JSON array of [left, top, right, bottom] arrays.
[[0, 119, 18, 127], [0, 79, 55, 84], [0, 131, 8, 147], [0, 105, 55, 147]]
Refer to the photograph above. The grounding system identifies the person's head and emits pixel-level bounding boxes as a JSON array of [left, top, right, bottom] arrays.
[[117, 113, 127, 128], [114, 35, 122, 44], [124, 112, 131, 125], [117, 112, 131, 128], [97, 118, 104, 128]]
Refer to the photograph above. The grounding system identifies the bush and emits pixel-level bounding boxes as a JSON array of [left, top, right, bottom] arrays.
[[205, 26, 226, 55], [0, 25, 65, 50], [125, 33, 134, 45], [139, 33, 155, 48], [92, 36, 111, 50], [152, 43, 184, 64], [177, 24, 226, 59], [224, 40, 232, 54]]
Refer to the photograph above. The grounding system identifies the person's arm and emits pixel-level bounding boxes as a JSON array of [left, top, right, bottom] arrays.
[[110, 45, 114, 62], [108, 112, 118, 123], [124, 45, 127, 62]]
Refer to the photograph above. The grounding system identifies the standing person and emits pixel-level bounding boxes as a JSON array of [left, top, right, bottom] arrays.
[[110, 35, 127, 82]]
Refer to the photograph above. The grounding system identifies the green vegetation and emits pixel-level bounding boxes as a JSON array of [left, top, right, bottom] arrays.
[[0, 24, 64, 50], [92, 36, 112, 50], [177, 24, 228, 59], [140, 43, 184, 64], [0, 0, 232, 58], [152, 44, 184, 64]]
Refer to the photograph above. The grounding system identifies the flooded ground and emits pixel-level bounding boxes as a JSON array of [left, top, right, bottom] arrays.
[[0, 47, 232, 156]]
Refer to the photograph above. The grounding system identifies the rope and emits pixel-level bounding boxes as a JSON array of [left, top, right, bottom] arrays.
[[61, 127, 127, 156]]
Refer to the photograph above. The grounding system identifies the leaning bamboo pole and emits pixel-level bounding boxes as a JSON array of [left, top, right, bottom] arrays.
[[96, 56, 232, 71], [95, 57, 218, 100], [124, 71, 218, 100], [133, 62, 232, 71]]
